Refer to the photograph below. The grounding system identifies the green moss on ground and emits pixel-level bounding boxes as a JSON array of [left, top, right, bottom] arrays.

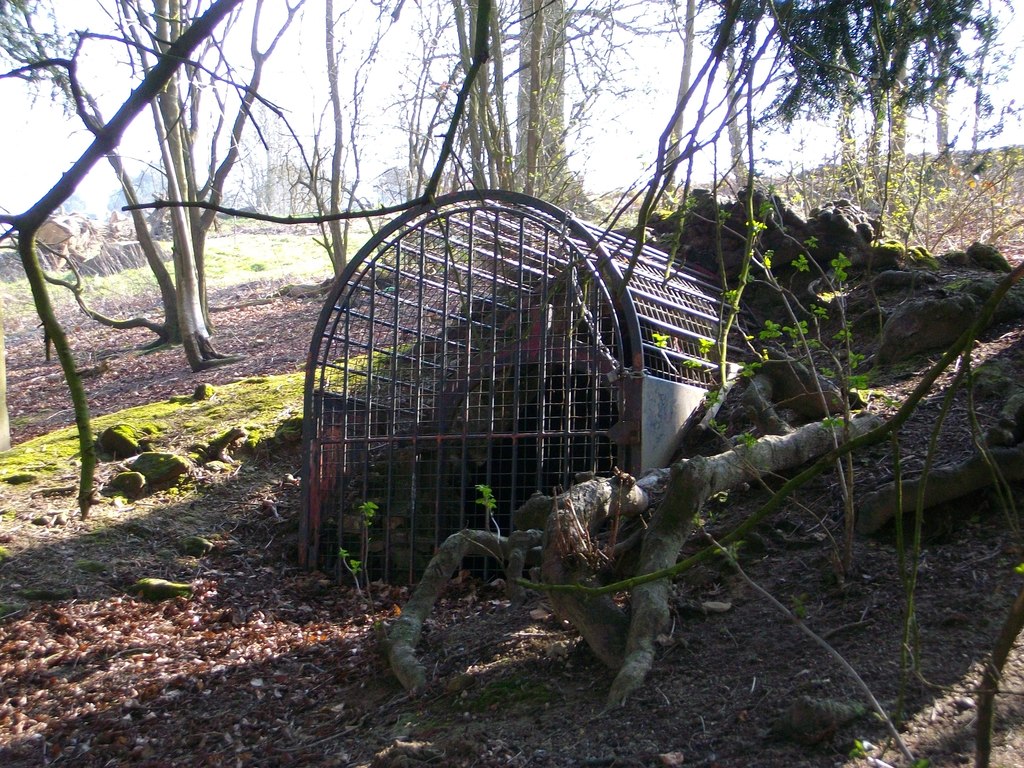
[[465, 677, 555, 713], [0, 372, 304, 488]]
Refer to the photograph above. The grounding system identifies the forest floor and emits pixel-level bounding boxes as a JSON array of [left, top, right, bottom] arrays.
[[2, 257, 1024, 767]]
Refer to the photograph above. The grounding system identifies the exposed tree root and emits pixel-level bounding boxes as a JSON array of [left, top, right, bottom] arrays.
[[608, 414, 881, 706], [385, 414, 881, 705], [539, 476, 652, 669], [856, 442, 1024, 534], [383, 529, 542, 692]]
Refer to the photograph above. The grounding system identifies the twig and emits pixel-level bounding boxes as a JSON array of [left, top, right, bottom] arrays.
[[710, 537, 916, 764]]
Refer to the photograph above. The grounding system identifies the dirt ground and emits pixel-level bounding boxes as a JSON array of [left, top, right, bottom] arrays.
[[2, 263, 1024, 767]]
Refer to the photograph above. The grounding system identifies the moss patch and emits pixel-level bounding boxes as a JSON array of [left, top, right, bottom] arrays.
[[465, 677, 556, 713], [967, 241, 1011, 273], [0, 372, 304, 489], [129, 453, 193, 488], [74, 559, 108, 573], [98, 423, 156, 458], [129, 578, 193, 601], [906, 245, 939, 269]]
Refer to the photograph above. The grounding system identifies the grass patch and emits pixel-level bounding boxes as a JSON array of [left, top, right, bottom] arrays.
[[0, 218, 374, 330]]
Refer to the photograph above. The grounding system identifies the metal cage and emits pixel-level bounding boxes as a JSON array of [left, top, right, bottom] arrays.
[[300, 191, 728, 582]]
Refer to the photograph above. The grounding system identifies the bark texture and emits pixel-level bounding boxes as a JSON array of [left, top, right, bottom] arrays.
[[384, 529, 542, 692], [856, 443, 1024, 534], [607, 414, 882, 706]]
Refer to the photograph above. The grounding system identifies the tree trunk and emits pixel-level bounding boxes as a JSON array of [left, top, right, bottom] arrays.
[[725, 44, 745, 187], [18, 232, 97, 516], [0, 292, 10, 452], [837, 81, 864, 202], [517, 0, 566, 197], [104, 149, 180, 341], [325, 0, 348, 277], [666, 0, 696, 169], [151, 2, 234, 372], [934, 82, 949, 154]]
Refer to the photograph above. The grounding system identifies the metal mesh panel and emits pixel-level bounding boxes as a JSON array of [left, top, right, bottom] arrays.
[[592, 229, 723, 387], [306, 198, 625, 582], [302, 192, 731, 583]]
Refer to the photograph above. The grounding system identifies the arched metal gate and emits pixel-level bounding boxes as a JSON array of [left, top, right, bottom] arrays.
[[301, 191, 726, 583]]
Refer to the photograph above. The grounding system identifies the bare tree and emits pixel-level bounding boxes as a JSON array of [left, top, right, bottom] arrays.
[[113, 0, 303, 370], [0, 0, 246, 516], [516, 0, 567, 195], [666, 0, 697, 169]]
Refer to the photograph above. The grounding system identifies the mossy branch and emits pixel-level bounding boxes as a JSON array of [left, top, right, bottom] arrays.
[[17, 237, 96, 518]]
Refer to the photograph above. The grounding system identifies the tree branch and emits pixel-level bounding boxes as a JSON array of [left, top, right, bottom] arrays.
[[3, 0, 245, 519]]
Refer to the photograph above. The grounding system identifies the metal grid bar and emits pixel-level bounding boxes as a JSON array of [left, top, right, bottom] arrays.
[[303, 191, 729, 582]]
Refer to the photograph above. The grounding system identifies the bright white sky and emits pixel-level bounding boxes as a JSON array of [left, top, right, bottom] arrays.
[[1, 1, 1022, 218]]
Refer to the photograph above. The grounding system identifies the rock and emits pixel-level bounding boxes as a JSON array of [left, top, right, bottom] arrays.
[[974, 358, 1019, 399], [17, 587, 74, 600], [445, 673, 477, 693], [99, 423, 147, 458], [201, 426, 248, 464], [865, 240, 905, 271], [128, 452, 192, 488], [105, 471, 147, 499], [942, 249, 969, 266], [967, 241, 1012, 273], [806, 200, 879, 269], [877, 294, 977, 364], [129, 578, 193, 601], [274, 416, 303, 443], [178, 535, 214, 557], [872, 269, 940, 292], [950, 276, 1024, 325], [772, 696, 866, 745], [906, 244, 940, 269]]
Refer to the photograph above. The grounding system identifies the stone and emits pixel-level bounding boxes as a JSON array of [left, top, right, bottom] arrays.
[[129, 578, 193, 601], [872, 269, 939, 293], [950, 277, 1024, 325], [877, 294, 977, 364], [193, 383, 217, 401], [178, 535, 214, 557], [128, 452, 192, 488], [99, 423, 147, 458], [967, 241, 1012, 273], [105, 471, 147, 499], [274, 416, 303, 443]]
